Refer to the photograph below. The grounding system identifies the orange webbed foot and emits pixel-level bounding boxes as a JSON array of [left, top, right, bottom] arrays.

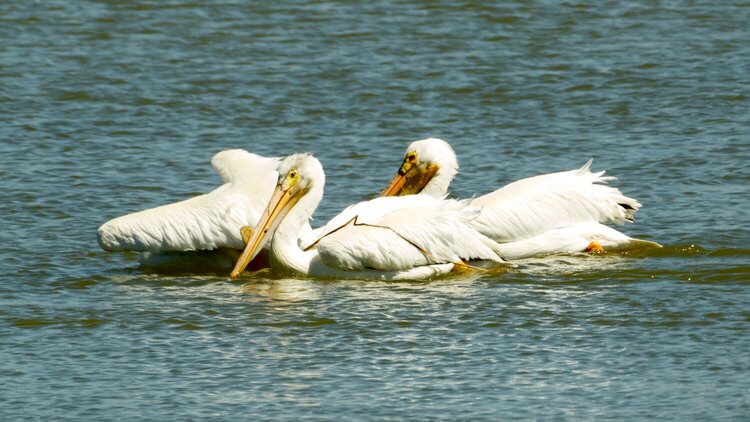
[[584, 241, 605, 254]]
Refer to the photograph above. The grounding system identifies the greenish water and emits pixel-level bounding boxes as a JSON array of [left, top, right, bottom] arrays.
[[2, 1, 749, 420]]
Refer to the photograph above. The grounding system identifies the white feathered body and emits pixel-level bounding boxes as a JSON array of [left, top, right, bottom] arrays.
[[496, 222, 658, 260], [300, 195, 439, 250], [313, 196, 505, 272], [301, 159, 657, 263], [462, 160, 657, 258], [257, 155, 506, 281], [97, 149, 280, 253], [469, 160, 639, 242]]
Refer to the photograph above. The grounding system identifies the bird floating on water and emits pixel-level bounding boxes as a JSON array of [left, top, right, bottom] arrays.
[[230, 153, 506, 280], [97, 149, 297, 269], [98, 140, 659, 277], [373, 137, 661, 258]]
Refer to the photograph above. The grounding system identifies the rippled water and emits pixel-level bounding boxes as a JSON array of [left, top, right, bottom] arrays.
[[2, 1, 749, 420]]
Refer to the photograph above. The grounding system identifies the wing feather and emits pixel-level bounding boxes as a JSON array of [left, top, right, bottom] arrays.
[[98, 149, 279, 252], [298, 195, 437, 250], [315, 197, 504, 271], [497, 222, 661, 260], [470, 160, 641, 242], [211, 149, 280, 195]]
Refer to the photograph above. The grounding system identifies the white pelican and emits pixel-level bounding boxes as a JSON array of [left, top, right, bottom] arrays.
[[374, 138, 660, 258], [230, 153, 506, 280], [97, 149, 290, 269]]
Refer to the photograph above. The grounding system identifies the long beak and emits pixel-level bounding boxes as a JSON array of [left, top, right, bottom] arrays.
[[381, 163, 440, 197], [229, 184, 301, 279], [381, 169, 409, 196]]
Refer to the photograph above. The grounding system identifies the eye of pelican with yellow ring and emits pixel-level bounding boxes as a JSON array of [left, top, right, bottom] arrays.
[[286, 169, 299, 187]]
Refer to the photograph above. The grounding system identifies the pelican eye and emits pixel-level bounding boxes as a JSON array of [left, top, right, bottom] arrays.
[[284, 169, 300, 188], [406, 152, 417, 162]]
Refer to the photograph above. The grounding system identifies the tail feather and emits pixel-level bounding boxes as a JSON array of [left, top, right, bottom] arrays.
[[579, 158, 594, 173], [619, 202, 637, 222]]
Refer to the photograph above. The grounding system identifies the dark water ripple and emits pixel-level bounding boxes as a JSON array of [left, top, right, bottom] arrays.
[[2, 0, 750, 420]]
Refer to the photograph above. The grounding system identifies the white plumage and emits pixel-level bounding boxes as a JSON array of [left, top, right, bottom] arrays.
[[496, 222, 658, 260], [299, 195, 427, 250], [315, 197, 504, 271], [379, 138, 659, 258], [97, 149, 280, 253], [231, 154, 505, 280], [469, 159, 639, 242]]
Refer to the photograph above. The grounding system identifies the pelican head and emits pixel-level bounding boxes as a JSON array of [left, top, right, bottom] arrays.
[[381, 137, 458, 198], [230, 153, 323, 278]]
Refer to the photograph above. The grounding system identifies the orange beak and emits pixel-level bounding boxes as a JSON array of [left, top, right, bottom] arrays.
[[381, 172, 408, 196], [230, 184, 302, 279], [381, 161, 440, 197]]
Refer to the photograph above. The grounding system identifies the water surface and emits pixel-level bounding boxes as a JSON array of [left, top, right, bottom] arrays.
[[1, 1, 749, 420]]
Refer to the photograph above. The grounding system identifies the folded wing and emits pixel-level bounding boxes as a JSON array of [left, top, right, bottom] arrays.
[[470, 160, 641, 243], [315, 197, 505, 271]]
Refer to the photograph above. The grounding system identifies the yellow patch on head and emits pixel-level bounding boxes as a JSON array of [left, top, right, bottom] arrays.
[[399, 152, 418, 174], [284, 169, 300, 188]]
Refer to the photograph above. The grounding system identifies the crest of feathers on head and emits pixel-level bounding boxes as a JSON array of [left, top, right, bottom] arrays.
[[277, 153, 325, 189], [407, 138, 459, 178]]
